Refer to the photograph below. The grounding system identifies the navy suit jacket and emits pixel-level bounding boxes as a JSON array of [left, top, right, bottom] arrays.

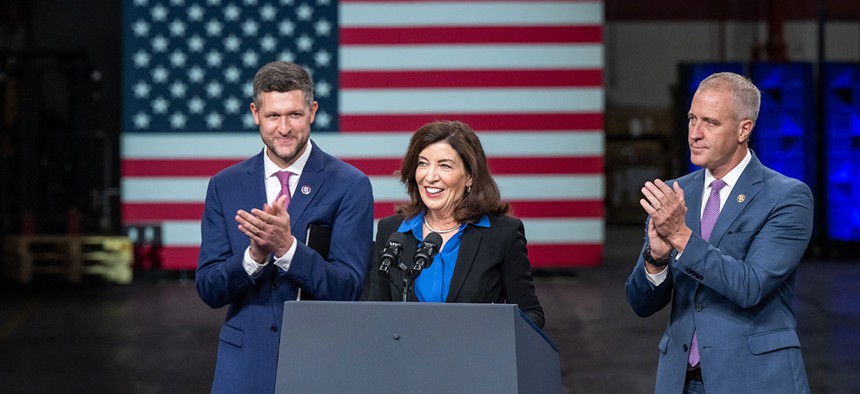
[[196, 142, 374, 393], [626, 152, 813, 394], [365, 214, 545, 328]]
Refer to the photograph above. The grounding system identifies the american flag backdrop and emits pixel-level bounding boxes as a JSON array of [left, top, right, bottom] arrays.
[[121, 0, 605, 270]]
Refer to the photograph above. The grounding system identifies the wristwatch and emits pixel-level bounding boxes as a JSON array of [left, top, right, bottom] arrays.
[[642, 243, 671, 267]]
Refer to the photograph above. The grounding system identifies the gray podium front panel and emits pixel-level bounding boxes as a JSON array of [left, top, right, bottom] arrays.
[[274, 301, 560, 394]]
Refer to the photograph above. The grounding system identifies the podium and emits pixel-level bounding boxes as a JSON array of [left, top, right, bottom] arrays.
[[274, 301, 560, 394]]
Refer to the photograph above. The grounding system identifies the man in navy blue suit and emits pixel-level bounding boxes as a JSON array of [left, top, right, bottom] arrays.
[[196, 61, 374, 393], [626, 72, 813, 393]]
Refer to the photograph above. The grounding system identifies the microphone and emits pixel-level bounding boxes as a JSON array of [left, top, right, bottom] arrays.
[[410, 232, 442, 278], [378, 232, 407, 279]]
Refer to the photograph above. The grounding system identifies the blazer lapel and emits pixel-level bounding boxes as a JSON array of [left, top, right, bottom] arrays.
[[242, 151, 267, 208], [288, 143, 327, 226], [683, 172, 706, 239], [708, 153, 764, 246], [446, 226, 482, 302]]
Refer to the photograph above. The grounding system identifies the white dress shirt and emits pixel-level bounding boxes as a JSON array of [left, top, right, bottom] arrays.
[[242, 141, 313, 277]]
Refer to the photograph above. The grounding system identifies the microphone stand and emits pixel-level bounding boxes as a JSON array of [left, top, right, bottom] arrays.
[[378, 267, 412, 302], [399, 232, 440, 302], [401, 266, 421, 302], [377, 270, 408, 302], [401, 276, 411, 302]]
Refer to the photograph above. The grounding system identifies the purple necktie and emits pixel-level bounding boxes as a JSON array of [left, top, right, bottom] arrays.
[[700, 179, 726, 242], [275, 171, 293, 208], [689, 178, 726, 368]]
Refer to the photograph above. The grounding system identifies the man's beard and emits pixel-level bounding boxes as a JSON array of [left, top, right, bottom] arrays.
[[268, 134, 308, 165]]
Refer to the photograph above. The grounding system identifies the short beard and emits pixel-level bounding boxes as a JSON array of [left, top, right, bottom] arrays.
[[267, 134, 309, 166]]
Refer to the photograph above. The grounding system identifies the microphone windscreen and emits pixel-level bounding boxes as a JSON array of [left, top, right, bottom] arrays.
[[387, 231, 408, 246], [423, 232, 443, 254]]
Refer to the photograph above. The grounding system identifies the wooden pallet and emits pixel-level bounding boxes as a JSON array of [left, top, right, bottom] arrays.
[[2, 235, 133, 284]]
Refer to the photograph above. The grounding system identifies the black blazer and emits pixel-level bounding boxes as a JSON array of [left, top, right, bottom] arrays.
[[364, 214, 545, 328]]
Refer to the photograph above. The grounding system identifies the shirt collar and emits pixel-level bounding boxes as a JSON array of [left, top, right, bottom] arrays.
[[264, 139, 313, 179], [704, 148, 751, 190], [397, 211, 491, 237]]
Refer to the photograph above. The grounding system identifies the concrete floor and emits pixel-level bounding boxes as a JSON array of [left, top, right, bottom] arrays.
[[1, 226, 858, 393]]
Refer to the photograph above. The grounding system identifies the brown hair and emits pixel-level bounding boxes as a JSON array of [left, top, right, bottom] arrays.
[[252, 61, 314, 108], [397, 121, 510, 222]]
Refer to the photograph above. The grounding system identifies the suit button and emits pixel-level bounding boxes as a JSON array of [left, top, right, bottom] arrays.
[[695, 304, 703, 312], [271, 325, 278, 332], [272, 281, 280, 290], [683, 344, 688, 352]]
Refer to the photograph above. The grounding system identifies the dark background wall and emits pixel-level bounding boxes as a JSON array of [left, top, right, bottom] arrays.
[[606, 0, 860, 20], [0, 0, 858, 245], [1, 0, 120, 235]]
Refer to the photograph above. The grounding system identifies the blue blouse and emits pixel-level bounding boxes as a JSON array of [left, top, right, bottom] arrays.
[[397, 211, 491, 303]]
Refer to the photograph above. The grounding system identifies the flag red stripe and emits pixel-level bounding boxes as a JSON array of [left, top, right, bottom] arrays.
[[340, 113, 603, 132], [123, 159, 241, 177], [341, 26, 601, 45], [373, 200, 604, 218], [123, 200, 603, 222], [152, 244, 603, 271], [122, 156, 603, 177], [157, 247, 200, 270], [509, 200, 604, 218], [340, 69, 602, 89], [124, 203, 205, 221], [528, 244, 603, 268]]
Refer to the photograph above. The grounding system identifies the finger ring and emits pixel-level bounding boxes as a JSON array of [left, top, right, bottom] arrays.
[[656, 204, 663, 210]]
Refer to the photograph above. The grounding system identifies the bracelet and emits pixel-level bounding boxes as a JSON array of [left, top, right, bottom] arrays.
[[643, 243, 671, 267]]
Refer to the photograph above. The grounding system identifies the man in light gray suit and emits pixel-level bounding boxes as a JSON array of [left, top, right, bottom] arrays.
[[626, 72, 813, 394]]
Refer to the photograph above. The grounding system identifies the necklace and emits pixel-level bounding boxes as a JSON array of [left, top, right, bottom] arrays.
[[423, 218, 460, 234]]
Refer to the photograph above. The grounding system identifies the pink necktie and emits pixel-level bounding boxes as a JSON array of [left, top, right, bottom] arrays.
[[689, 179, 726, 368], [275, 171, 292, 208]]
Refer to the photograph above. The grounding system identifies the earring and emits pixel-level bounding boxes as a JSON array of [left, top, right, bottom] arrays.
[[466, 186, 471, 193]]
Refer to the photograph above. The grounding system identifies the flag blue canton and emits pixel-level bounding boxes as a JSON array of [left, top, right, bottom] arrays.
[[121, 0, 339, 132]]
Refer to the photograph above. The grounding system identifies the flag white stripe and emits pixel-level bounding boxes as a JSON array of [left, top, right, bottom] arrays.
[[479, 133, 604, 157], [160, 218, 604, 247], [123, 178, 209, 202], [497, 176, 604, 200], [161, 221, 202, 247], [121, 175, 604, 202], [341, 88, 603, 114], [522, 218, 604, 243], [121, 133, 260, 159], [121, 132, 604, 159], [340, 45, 604, 70], [340, 2, 603, 27]]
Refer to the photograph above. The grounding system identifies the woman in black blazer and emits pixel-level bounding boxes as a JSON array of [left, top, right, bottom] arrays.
[[364, 121, 544, 328]]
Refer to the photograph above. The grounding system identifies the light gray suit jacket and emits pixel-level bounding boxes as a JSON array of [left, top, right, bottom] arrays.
[[626, 152, 813, 394]]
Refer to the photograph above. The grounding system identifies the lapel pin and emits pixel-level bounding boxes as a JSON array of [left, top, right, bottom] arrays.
[[301, 185, 312, 195], [737, 194, 745, 203]]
